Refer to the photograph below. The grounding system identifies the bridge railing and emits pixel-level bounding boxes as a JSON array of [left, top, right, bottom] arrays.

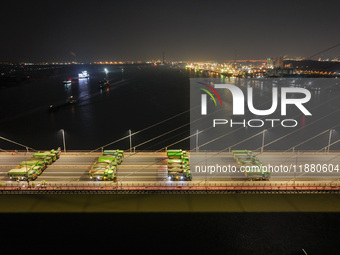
[[1, 180, 339, 191], [1, 149, 340, 155]]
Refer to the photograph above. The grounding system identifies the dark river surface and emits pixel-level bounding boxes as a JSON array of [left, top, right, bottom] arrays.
[[0, 64, 190, 151]]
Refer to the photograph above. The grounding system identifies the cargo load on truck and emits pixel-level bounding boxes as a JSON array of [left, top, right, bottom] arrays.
[[98, 155, 121, 165]]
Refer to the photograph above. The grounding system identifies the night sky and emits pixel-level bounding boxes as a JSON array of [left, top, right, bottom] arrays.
[[2, 0, 340, 62]]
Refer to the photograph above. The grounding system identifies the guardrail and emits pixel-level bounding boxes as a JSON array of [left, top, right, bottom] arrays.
[[1, 181, 339, 191], [1, 149, 340, 156]]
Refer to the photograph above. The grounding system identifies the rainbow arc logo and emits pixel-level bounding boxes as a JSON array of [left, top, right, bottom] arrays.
[[198, 82, 222, 115]]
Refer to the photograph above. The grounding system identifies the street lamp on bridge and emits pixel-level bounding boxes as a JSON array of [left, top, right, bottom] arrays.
[[60, 129, 66, 154], [327, 129, 335, 153], [261, 129, 267, 153]]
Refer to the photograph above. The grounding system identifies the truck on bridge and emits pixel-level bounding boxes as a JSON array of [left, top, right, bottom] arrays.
[[8, 166, 40, 181], [89, 165, 116, 181], [33, 150, 60, 162], [19, 158, 47, 170], [32, 154, 53, 165], [242, 162, 271, 180], [232, 150, 270, 180], [166, 149, 192, 181], [103, 150, 124, 163]]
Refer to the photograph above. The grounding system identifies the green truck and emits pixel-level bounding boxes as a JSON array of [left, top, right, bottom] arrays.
[[50, 149, 61, 159], [33, 152, 56, 163], [235, 154, 259, 165], [166, 149, 192, 181], [19, 158, 47, 170], [33, 149, 61, 161], [232, 150, 270, 180], [103, 150, 124, 163], [232, 150, 253, 157], [167, 149, 186, 158], [32, 148, 61, 165], [8, 166, 39, 181], [167, 150, 189, 162], [167, 158, 189, 165], [32, 154, 53, 165], [89, 165, 116, 181], [242, 162, 270, 180], [167, 168, 192, 181], [98, 155, 120, 165], [18, 164, 43, 176]]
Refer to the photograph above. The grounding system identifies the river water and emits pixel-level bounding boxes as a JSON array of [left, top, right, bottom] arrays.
[[1, 65, 340, 152], [0, 64, 190, 151]]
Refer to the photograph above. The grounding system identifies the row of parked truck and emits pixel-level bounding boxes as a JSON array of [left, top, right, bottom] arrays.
[[166, 149, 192, 181], [7, 149, 61, 181], [6, 149, 268, 182], [232, 150, 270, 180], [89, 150, 124, 181]]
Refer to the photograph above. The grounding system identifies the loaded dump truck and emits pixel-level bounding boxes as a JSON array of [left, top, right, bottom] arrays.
[[18, 164, 43, 176], [49, 148, 61, 159], [89, 165, 116, 181], [8, 166, 39, 181], [242, 162, 270, 180], [231, 150, 258, 164], [19, 158, 47, 170], [232, 150, 270, 180], [32, 154, 53, 165], [168, 168, 192, 181], [166, 149, 192, 181], [33, 152, 56, 162], [103, 150, 124, 163]]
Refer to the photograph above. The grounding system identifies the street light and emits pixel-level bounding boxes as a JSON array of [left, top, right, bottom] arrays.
[[327, 129, 335, 153], [129, 129, 132, 153], [261, 129, 267, 153], [60, 129, 66, 154], [196, 130, 199, 152]]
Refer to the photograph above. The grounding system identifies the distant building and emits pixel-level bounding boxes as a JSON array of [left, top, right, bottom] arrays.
[[275, 57, 284, 68]]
